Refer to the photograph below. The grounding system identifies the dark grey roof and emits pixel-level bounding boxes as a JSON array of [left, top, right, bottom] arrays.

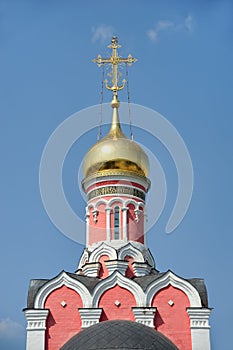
[[60, 320, 178, 350]]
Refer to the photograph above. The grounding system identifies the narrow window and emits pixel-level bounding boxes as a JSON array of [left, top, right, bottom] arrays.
[[114, 206, 120, 239]]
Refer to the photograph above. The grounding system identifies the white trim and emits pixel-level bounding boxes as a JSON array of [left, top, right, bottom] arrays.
[[132, 262, 152, 276], [78, 249, 89, 270], [118, 242, 145, 262], [34, 271, 92, 308], [146, 271, 202, 307], [105, 207, 111, 242], [132, 307, 157, 328], [82, 262, 101, 277], [89, 242, 117, 263], [105, 260, 129, 275], [78, 308, 103, 329], [122, 207, 128, 241], [24, 309, 49, 350], [92, 271, 145, 307], [187, 308, 211, 350]]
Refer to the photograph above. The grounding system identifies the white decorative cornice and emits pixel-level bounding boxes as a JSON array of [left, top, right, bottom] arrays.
[[132, 307, 157, 328], [24, 309, 49, 331], [146, 271, 202, 307], [78, 308, 103, 329], [82, 262, 101, 277], [132, 262, 152, 277], [92, 271, 145, 307], [187, 308, 211, 329], [105, 260, 129, 275], [34, 271, 92, 308]]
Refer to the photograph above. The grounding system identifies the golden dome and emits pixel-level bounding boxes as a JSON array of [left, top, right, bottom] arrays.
[[82, 97, 149, 179]]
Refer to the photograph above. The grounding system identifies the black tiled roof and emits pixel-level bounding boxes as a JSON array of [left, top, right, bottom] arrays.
[[60, 320, 178, 350]]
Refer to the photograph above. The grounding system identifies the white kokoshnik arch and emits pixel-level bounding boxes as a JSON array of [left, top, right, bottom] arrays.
[[118, 243, 145, 262], [89, 242, 117, 263], [92, 271, 146, 307], [34, 271, 92, 308], [146, 270, 202, 307]]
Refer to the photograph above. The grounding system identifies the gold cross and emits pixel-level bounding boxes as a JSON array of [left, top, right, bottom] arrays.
[[92, 36, 137, 96]]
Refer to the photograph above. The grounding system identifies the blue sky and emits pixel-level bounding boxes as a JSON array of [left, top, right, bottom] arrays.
[[1, 1, 233, 349]]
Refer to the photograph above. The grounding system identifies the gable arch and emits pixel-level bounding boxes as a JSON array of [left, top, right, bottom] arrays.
[[34, 271, 92, 308], [78, 250, 89, 270], [89, 243, 117, 263], [92, 271, 145, 307], [146, 271, 202, 307], [118, 243, 144, 262]]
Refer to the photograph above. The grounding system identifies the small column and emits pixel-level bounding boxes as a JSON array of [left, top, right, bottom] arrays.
[[105, 208, 112, 242], [122, 207, 128, 241], [24, 309, 49, 350], [187, 308, 211, 350], [78, 308, 103, 329], [132, 307, 157, 328]]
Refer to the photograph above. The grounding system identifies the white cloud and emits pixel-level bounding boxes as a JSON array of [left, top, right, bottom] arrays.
[[147, 15, 195, 42], [0, 318, 24, 339], [185, 15, 194, 32], [91, 24, 115, 44]]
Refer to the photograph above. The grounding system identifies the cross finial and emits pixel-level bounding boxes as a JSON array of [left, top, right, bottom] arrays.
[[92, 36, 137, 104]]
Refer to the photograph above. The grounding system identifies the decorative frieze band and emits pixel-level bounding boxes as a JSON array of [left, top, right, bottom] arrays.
[[187, 308, 211, 329], [78, 308, 103, 329], [132, 307, 157, 328], [24, 309, 49, 331]]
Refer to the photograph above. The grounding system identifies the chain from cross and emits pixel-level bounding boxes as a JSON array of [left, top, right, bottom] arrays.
[[92, 36, 137, 97]]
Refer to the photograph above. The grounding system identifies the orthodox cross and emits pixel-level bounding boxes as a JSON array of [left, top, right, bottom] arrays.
[[92, 36, 137, 96]]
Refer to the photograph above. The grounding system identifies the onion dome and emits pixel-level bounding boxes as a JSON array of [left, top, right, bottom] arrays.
[[82, 96, 149, 180], [60, 320, 178, 350]]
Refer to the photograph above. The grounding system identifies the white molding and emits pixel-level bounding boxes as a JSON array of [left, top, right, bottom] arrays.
[[92, 271, 145, 307], [132, 307, 157, 328], [146, 271, 202, 307], [34, 271, 92, 308], [82, 262, 101, 277], [105, 260, 129, 275], [78, 249, 89, 270], [78, 308, 103, 329], [24, 309, 49, 350], [118, 243, 145, 262], [89, 242, 117, 263], [187, 308, 211, 350], [132, 262, 152, 277]]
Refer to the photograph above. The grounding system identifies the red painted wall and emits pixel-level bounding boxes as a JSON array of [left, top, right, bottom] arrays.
[[125, 255, 134, 278], [99, 255, 109, 278], [99, 285, 136, 321], [152, 285, 192, 350], [127, 204, 144, 243], [45, 286, 83, 350], [89, 204, 106, 245]]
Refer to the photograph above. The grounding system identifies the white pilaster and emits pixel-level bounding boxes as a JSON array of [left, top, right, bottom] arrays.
[[105, 208, 112, 241], [122, 207, 128, 241], [24, 309, 49, 350], [187, 308, 211, 350], [132, 307, 157, 327], [78, 308, 103, 329]]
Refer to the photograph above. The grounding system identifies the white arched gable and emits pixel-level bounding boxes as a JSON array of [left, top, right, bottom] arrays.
[[143, 250, 155, 268], [92, 199, 108, 210], [92, 271, 145, 307], [89, 243, 117, 263], [34, 271, 92, 308], [118, 243, 144, 262], [146, 270, 202, 307], [78, 250, 89, 270], [108, 197, 125, 207], [125, 199, 145, 209]]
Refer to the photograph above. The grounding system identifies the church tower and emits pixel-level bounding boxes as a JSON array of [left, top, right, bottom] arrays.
[[24, 37, 212, 350]]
